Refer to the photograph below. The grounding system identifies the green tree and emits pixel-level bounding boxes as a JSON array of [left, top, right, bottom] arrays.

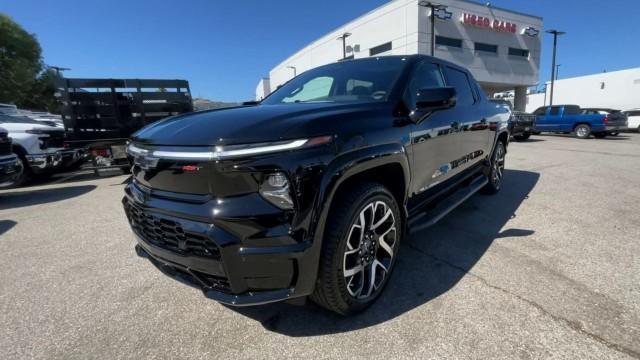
[[0, 13, 59, 112]]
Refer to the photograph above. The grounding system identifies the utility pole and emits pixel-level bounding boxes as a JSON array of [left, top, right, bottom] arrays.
[[546, 30, 565, 107], [418, 1, 446, 56], [337, 32, 352, 59]]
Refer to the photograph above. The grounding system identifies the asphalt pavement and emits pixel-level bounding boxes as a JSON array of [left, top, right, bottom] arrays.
[[1, 133, 639, 359]]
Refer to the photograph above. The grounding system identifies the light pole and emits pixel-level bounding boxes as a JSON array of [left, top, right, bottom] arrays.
[[336, 32, 352, 59], [286, 66, 297, 77], [546, 29, 565, 107], [418, 1, 446, 56]]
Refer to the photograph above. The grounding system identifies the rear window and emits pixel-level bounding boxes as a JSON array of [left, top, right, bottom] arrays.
[[564, 105, 581, 115]]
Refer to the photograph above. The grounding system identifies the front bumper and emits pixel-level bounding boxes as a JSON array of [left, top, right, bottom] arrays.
[[122, 182, 317, 306], [0, 154, 23, 187], [25, 151, 62, 173]]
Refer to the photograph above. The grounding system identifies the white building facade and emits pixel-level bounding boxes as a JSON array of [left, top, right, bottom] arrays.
[[256, 0, 543, 111], [526, 68, 640, 113]]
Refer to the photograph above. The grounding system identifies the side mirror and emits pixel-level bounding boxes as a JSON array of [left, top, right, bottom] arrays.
[[415, 87, 456, 112]]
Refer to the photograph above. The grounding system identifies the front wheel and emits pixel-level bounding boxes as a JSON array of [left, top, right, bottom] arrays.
[[575, 124, 592, 139], [482, 141, 505, 194], [311, 183, 401, 315]]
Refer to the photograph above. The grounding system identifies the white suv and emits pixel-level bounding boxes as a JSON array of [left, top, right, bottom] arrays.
[[624, 109, 640, 131], [0, 115, 65, 185]]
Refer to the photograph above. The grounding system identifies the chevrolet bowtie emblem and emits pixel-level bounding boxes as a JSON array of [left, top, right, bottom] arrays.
[[523, 27, 539, 37]]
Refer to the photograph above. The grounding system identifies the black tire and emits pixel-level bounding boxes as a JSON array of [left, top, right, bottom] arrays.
[[513, 133, 531, 141], [610, 132, 619, 136], [574, 124, 591, 139], [11, 156, 31, 187], [593, 132, 607, 139], [482, 141, 505, 195], [311, 182, 402, 315]]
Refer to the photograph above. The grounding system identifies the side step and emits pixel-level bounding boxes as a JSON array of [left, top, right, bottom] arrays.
[[408, 176, 488, 234]]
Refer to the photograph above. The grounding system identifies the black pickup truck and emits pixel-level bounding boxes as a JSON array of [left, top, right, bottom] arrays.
[[123, 55, 510, 315]]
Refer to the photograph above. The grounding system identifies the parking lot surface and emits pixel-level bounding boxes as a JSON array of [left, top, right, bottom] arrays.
[[1, 134, 639, 359]]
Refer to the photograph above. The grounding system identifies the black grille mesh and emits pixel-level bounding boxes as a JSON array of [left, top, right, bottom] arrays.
[[124, 202, 221, 259]]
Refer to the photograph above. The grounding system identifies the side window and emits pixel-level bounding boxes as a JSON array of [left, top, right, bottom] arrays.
[[550, 106, 561, 116], [564, 105, 581, 115], [443, 67, 475, 106], [282, 76, 334, 103], [404, 62, 445, 107]]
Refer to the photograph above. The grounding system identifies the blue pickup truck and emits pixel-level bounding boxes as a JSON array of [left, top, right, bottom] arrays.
[[532, 105, 627, 139]]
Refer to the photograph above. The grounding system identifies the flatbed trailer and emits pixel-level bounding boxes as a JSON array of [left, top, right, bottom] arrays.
[[56, 78, 193, 174]]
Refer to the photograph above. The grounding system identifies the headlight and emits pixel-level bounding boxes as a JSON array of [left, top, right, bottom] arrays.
[[25, 129, 50, 136], [260, 172, 294, 210], [126, 135, 333, 160]]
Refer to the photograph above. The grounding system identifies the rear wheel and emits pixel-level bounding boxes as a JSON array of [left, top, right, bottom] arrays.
[[575, 124, 591, 139], [311, 183, 401, 315], [482, 141, 505, 194]]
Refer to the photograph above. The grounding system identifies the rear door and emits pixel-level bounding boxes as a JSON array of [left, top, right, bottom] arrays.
[[441, 66, 490, 173], [560, 105, 581, 131]]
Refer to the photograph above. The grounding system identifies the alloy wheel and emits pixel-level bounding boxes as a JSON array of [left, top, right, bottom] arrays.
[[343, 200, 397, 300], [492, 144, 505, 189]]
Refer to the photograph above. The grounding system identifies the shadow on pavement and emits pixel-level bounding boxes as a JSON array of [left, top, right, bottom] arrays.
[[0, 185, 96, 210], [230, 169, 540, 336], [0, 220, 17, 236]]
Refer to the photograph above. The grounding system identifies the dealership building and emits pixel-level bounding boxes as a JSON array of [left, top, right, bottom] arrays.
[[256, 0, 543, 111]]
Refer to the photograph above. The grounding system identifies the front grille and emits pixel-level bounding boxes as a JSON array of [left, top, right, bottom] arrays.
[[0, 136, 11, 156], [124, 202, 221, 259], [41, 131, 64, 149]]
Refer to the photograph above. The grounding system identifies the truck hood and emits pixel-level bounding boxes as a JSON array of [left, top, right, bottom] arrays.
[[132, 102, 394, 146], [0, 122, 64, 133]]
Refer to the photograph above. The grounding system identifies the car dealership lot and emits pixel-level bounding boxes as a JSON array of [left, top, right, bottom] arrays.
[[1, 134, 639, 359]]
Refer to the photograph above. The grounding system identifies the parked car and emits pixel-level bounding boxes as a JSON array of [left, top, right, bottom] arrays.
[[624, 109, 640, 132], [533, 105, 627, 139], [0, 126, 23, 188], [0, 115, 65, 186], [490, 99, 535, 141], [122, 55, 510, 315]]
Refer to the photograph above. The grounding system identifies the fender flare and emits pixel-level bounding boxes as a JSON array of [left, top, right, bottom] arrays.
[[297, 143, 410, 295]]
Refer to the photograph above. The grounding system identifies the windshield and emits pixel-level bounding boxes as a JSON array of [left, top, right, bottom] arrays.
[[262, 57, 407, 105]]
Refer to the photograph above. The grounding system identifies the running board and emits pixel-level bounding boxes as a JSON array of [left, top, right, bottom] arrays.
[[408, 176, 488, 234]]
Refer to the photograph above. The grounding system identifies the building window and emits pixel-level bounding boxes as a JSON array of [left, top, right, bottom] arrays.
[[508, 48, 529, 58], [369, 42, 392, 56], [435, 36, 462, 48], [475, 42, 497, 53]]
